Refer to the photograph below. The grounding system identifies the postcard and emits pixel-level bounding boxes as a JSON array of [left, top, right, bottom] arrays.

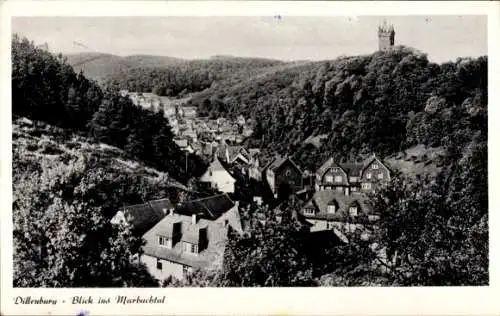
[[1, 1, 499, 315]]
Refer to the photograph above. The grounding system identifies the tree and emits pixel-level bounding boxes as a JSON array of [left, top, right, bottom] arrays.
[[12, 154, 158, 287], [369, 144, 488, 286], [219, 202, 316, 286]]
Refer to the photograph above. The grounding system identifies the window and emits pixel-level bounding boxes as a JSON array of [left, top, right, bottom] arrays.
[[377, 173, 384, 180], [325, 175, 333, 183], [366, 173, 372, 179], [335, 175, 343, 183], [372, 164, 379, 170], [304, 208, 315, 216], [351, 187, 358, 192], [209, 170, 212, 176], [183, 265, 192, 276], [362, 183, 372, 190], [158, 236, 173, 248], [184, 242, 198, 254], [336, 186, 343, 192], [326, 221, 334, 229], [349, 206, 358, 217], [349, 177, 357, 183], [368, 215, 380, 221], [156, 259, 162, 270], [327, 204, 336, 214]]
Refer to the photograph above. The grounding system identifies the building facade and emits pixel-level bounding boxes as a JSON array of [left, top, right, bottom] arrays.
[[315, 155, 391, 194], [199, 157, 236, 193], [265, 155, 304, 198], [141, 194, 242, 282]]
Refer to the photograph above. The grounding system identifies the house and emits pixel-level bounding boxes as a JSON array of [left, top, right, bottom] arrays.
[[199, 157, 236, 193], [140, 194, 242, 281], [315, 154, 391, 194], [215, 140, 250, 165], [111, 198, 174, 236], [174, 138, 194, 154], [300, 190, 379, 237], [179, 106, 197, 118], [265, 155, 304, 198]]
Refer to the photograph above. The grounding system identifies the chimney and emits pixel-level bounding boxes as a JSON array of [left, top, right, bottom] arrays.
[[192, 214, 197, 224]]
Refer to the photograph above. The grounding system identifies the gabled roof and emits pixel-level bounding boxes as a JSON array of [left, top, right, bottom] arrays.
[[316, 154, 391, 178], [143, 214, 229, 268], [302, 191, 375, 224], [267, 155, 303, 174], [142, 202, 242, 268], [175, 193, 235, 220], [227, 146, 249, 163], [315, 157, 336, 177], [210, 157, 227, 172], [112, 198, 174, 234], [356, 154, 394, 180]]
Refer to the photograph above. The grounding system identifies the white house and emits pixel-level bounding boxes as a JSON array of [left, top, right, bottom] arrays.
[[199, 157, 236, 194], [141, 194, 242, 281]]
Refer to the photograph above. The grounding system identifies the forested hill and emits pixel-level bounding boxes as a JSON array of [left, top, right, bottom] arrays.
[[12, 34, 206, 184], [66, 52, 184, 82], [188, 46, 487, 172], [104, 56, 287, 97]]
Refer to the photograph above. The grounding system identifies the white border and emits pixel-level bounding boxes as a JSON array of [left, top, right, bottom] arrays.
[[1, 1, 499, 315]]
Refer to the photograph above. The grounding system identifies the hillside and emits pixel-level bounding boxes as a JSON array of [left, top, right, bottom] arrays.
[[66, 52, 184, 82], [104, 56, 287, 97], [188, 46, 487, 172], [12, 117, 189, 216], [12, 34, 207, 184]]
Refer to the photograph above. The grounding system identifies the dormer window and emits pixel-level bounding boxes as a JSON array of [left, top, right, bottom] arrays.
[[183, 242, 198, 254], [328, 205, 336, 214], [325, 175, 333, 183], [372, 164, 379, 170], [304, 208, 316, 216], [349, 206, 358, 216], [327, 201, 338, 214], [158, 236, 172, 249]]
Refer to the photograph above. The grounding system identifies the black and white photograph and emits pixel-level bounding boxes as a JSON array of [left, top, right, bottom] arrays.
[[1, 1, 498, 315]]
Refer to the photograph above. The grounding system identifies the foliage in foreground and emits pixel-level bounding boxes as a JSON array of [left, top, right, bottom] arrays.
[[12, 154, 159, 287]]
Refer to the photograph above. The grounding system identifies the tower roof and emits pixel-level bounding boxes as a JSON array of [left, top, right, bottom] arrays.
[[378, 19, 395, 33]]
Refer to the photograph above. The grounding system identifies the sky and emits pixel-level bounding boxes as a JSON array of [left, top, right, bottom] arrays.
[[11, 16, 487, 63]]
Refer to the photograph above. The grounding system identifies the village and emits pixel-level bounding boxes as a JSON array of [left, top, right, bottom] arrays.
[[112, 134, 394, 281], [119, 90, 253, 158], [109, 21, 401, 283]]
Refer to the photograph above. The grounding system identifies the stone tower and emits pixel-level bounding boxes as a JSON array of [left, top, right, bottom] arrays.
[[378, 20, 395, 51]]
